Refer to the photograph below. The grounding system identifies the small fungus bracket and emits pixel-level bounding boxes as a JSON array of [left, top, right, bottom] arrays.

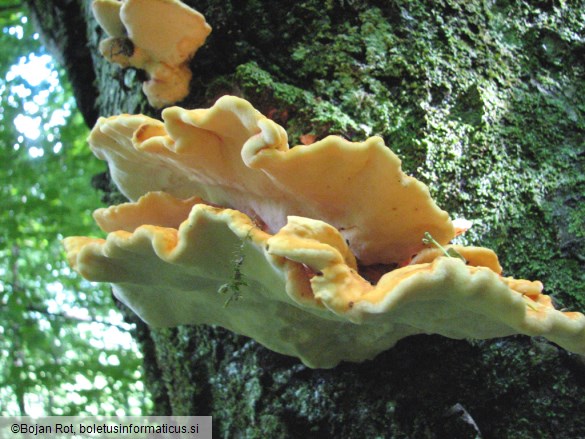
[[92, 0, 212, 108]]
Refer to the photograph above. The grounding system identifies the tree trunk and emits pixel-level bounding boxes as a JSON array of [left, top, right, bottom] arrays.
[[26, 0, 585, 437]]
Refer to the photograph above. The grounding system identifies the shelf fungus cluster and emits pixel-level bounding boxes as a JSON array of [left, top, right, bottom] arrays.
[[92, 0, 211, 108], [63, 96, 585, 368]]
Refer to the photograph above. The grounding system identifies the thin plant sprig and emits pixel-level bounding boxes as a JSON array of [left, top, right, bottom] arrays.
[[422, 232, 467, 264], [218, 229, 253, 307]]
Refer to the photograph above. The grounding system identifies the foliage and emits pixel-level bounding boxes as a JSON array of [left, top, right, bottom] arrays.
[[0, 7, 149, 415]]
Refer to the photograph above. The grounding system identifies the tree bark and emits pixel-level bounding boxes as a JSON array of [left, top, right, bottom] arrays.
[[27, 0, 585, 437]]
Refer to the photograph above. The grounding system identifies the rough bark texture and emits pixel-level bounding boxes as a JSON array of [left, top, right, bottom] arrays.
[[27, 0, 585, 437]]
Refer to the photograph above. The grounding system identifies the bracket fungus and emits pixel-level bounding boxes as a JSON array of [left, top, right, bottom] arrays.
[[92, 0, 211, 108], [63, 96, 585, 368]]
